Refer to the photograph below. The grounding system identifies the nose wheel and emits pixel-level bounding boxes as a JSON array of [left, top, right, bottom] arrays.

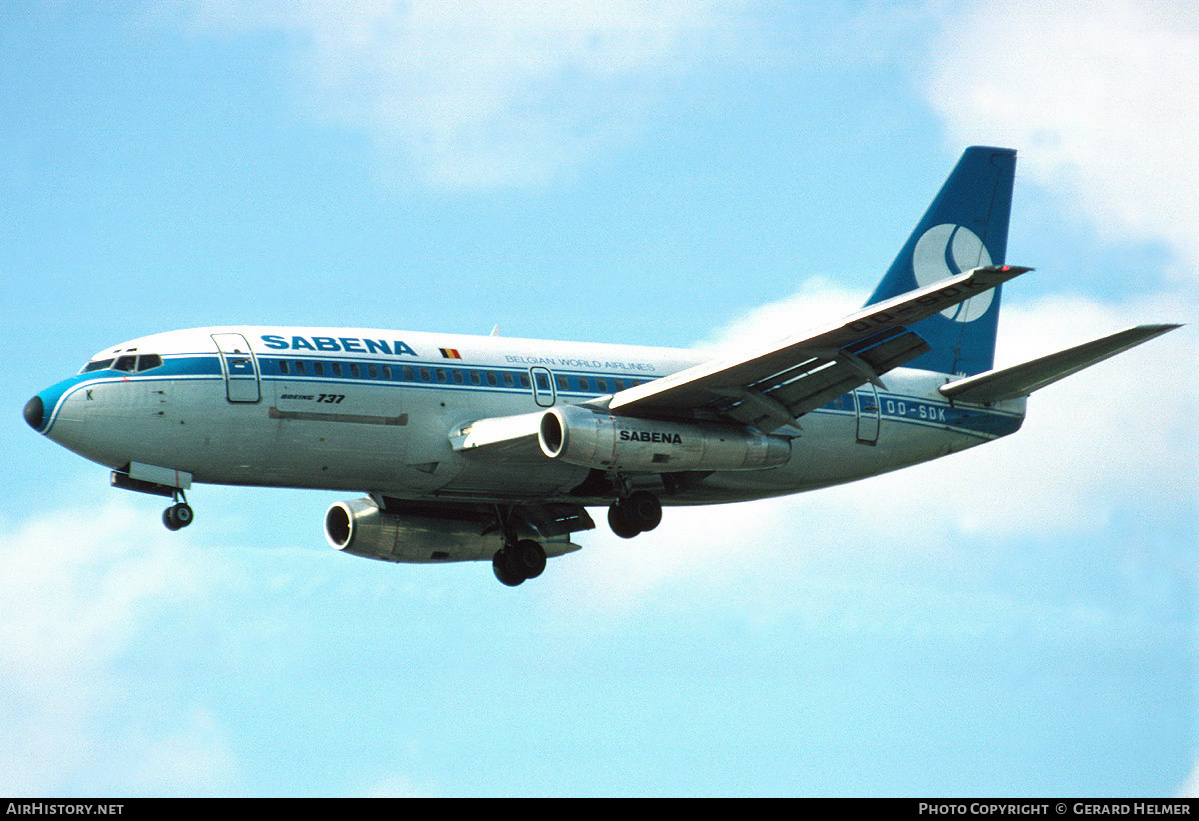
[[162, 492, 194, 531]]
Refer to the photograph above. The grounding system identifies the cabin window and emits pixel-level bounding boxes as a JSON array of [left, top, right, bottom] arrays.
[[294, 361, 306, 375], [436, 368, 447, 383], [278, 360, 290, 375], [350, 363, 361, 379], [614, 378, 625, 391], [578, 376, 589, 391], [595, 377, 607, 392], [332, 362, 343, 377], [383, 365, 393, 380], [420, 368, 431, 382], [557, 375, 569, 391], [368, 364, 379, 379], [313, 361, 324, 377], [535, 372, 550, 391], [470, 371, 481, 385], [486, 371, 498, 387], [452, 369, 464, 385], [518, 372, 530, 388], [502, 372, 515, 388], [402, 366, 414, 381]]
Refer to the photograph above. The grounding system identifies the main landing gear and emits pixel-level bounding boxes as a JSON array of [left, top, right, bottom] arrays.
[[607, 490, 662, 539], [487, 492, 662, 587], [489, 505, 548, 587], [492, 539, 547, 587], [162, 491, 194, 531]]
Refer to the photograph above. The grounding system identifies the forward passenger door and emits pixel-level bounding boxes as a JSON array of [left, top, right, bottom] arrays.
[[212, 333, 261, 403]]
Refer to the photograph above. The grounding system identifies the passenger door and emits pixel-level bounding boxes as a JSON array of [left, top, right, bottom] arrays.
[[855, 385, 880, 445], [212, 333, 261, 403]]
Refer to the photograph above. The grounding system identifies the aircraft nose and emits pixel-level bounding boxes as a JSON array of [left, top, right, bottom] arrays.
[[23, 394, 44, 430]]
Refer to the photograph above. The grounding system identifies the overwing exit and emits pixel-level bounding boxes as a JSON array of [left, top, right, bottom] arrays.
[[24, 147, 1180, 586]]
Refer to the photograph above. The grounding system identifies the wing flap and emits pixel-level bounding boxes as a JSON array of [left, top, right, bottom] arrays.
[[611, 265, 1029, 431], [939, 324, 1181, 405]]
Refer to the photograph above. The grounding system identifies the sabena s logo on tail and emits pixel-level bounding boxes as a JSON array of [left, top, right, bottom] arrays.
[[912, 223, 994, 323], [864, 147, 1017, 375]]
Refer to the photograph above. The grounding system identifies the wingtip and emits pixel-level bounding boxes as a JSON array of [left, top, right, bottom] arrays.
[[972, 264, 1032, 282], [1140, 322, 1184, 335]]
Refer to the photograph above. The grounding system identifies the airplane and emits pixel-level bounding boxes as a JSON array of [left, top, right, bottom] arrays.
[[23, 147, 1179, 586]]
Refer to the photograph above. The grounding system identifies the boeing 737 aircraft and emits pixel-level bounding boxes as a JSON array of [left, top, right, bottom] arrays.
[[25, 147, 1178, 586]]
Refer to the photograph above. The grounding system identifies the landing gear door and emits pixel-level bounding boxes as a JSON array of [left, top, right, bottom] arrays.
[[212, 333, 261, 403]]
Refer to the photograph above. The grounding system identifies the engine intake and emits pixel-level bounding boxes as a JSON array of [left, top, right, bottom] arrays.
[[538, 404, 791, 472]]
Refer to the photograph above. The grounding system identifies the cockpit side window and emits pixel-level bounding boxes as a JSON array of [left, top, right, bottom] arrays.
[[82, 358, 115, 373], [137, 354, 163, 372], [114, 355, 138, 372]]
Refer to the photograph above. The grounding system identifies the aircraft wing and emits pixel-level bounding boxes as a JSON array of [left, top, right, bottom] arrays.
[[938, 323, 1181, 405], [609, 265, 1030, 432]]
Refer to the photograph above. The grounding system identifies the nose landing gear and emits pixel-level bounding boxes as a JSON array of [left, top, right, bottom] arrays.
[[162, 491, 194, 531], [109, 467, 195, 531]]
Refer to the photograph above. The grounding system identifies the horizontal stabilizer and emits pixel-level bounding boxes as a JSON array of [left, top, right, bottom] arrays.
[[939, 324, 1181, 405]]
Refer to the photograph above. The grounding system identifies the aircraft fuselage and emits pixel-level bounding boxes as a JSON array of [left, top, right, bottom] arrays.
[[29, 326, 1026, 509]]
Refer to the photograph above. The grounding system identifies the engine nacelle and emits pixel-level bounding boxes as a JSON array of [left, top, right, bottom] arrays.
[[325, 498, 584, 564], [538, 404, 791, 472], [325, 498, 505, 563]]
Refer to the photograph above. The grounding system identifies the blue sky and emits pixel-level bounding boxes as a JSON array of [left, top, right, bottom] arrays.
[[2, 0, 1195, 796]]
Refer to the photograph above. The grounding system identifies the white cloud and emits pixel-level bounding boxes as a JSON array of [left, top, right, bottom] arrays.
[[924, 0, 1199, 274], [0, 494, 238, 794], [176, 0, 747, 189], [1181, 757, 1199, 798], [693, 274, 863, 354], [555, 278, 1195, 615]]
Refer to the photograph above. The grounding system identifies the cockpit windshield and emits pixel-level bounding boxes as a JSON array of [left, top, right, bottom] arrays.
[[80, 352, 163, 374]]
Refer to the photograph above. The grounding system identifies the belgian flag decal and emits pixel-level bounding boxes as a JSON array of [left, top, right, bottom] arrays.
[[439, 348, 462, 359]]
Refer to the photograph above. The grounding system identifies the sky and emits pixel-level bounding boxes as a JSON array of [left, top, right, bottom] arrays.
[[1, 0, 1195, 797]]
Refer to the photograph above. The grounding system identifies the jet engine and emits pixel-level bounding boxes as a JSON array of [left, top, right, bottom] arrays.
[[324, 497, 506, 563], [538, 404, 791, 473], [325, 497, 585, 564]]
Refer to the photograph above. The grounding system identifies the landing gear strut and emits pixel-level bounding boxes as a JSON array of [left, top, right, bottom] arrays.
[[608, 490, 662, 539], [162, 490, 194, 531]]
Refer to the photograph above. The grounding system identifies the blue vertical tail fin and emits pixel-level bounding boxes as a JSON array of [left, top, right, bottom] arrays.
[[865, 146, 1016, 376]]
